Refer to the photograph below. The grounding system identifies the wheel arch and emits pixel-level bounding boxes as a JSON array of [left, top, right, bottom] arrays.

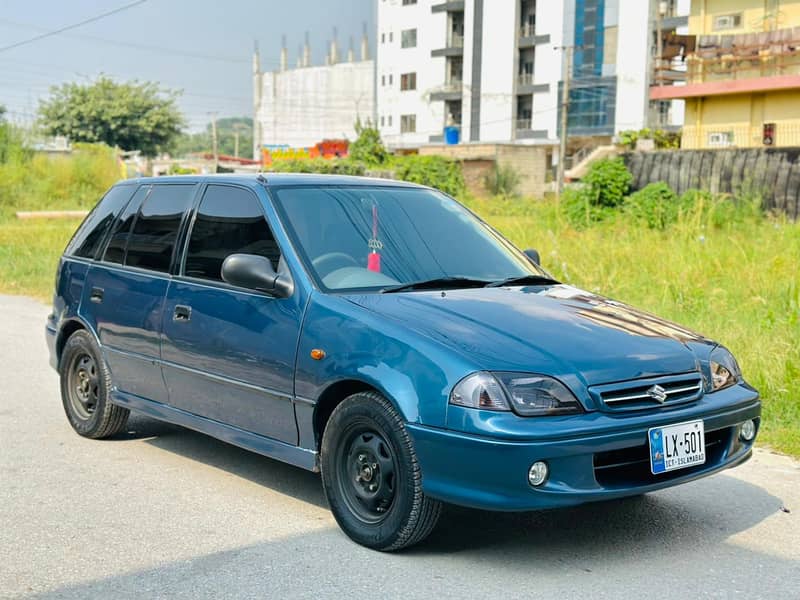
[[56, 317, 99, 369]]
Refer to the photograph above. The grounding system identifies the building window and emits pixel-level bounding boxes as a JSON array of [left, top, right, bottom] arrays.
[[400, 114, 416, 133], [388, 115, 393, 126], [388, 74, 393, 85], [401, 28, 417, 48], [708, 131, 733, 147], [381, 33, 385, 44], [389, 31, 393, 43], [381, 75, 385, 86], [400, 72, 417, 91], [402, 0, 417, 4], [380, 116, 385, 127], [713, 13, 742, 30]]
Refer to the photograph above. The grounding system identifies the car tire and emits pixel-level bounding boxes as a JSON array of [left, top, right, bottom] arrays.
[[59, 329, 129, 439], [320, 391, 442, 551]]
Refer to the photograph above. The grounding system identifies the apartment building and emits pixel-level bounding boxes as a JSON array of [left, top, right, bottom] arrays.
[[376, 0, 689, 149], [651, 0, 800, 149]]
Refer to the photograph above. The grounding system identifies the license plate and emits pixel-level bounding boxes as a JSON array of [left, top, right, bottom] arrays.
[[648, 420, 705, 474]]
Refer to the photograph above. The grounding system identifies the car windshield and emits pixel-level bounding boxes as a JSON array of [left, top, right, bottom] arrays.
[[272, 185, 548, 292]]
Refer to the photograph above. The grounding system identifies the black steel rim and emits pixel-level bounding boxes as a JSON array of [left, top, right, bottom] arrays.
[[67, 353, 99, 420], [336, 426, 398, 524]]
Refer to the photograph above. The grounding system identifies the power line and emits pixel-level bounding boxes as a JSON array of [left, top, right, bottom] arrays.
[[0, 1, 149, 54]]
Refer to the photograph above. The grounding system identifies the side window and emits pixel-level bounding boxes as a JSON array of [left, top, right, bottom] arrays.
[[103, 186, 150, 264], [65, 185, 136, 259], [125, 185, 195, 273], [184, 185, 280, 282]]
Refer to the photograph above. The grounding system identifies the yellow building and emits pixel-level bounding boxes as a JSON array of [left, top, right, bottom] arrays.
[[652, 0, 800, 148]]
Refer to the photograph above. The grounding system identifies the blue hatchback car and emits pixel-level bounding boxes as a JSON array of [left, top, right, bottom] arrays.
[[47, 174, 760, 550]]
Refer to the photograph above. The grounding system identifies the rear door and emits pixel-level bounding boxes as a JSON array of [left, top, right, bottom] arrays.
[[82, 183, 197, 403], [160, 184, 301, 444]]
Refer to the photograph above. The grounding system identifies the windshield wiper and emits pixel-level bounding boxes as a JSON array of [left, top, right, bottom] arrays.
[[485, 274, 560, 288], [381, 276, 492, 294]]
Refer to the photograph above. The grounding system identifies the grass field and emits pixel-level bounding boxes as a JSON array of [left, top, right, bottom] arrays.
[[0, 196, 797, 457]]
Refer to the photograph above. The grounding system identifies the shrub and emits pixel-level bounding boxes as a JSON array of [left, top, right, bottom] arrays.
[[561, 186, 616, 228], [393, 155, 465, 197], [348, 118, 389, 166], [268, 158, 365, 176], [581, 157, 632, 207], [618, 128, 681, 150], [484, 163, 521, 198], [624, 182, 681, 230]]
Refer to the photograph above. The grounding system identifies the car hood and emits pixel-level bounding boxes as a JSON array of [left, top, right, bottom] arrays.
[[345, 284, 712, 387]]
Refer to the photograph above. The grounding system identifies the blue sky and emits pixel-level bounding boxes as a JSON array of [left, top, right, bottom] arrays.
[[0, 0, 375, 131]]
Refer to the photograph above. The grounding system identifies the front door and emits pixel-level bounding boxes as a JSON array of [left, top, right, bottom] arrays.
[[160, 184, 301, 444]]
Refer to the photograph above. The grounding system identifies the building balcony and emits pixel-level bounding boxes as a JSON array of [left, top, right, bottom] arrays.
[[432, 34, 464, 57], [516, 117, 532, 130], [430, 80, 463, 101], [431, 1, 464, 13], [650, 27, 800, 100], [517, 73, 549, 94]]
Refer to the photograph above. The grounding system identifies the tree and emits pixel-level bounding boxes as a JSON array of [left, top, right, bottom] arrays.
[[171, 116, 253, 158], [38, 77, 184, 156]]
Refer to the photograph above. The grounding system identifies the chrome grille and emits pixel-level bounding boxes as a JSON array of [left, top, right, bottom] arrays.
[[589, 373, 704, 411]]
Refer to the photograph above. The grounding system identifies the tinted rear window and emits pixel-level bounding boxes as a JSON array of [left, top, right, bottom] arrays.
[[65, 185, 136, 259], [102, 186, 150, 264], [125, 185, 195, 273]]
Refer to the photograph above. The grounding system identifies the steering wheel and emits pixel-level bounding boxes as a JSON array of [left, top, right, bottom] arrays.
[[312, 252, 360, 277]]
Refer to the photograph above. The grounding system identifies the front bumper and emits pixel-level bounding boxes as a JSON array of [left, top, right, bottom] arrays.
[[407, 384, 760, 511]]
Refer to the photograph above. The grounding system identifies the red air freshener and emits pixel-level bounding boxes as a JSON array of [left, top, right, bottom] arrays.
[[367, 204, 382, 272]]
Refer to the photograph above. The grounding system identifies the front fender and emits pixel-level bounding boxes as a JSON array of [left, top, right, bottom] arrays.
[[294, 292, 474, 446]]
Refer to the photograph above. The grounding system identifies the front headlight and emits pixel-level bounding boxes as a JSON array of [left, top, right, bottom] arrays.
[[707, 346, 742, 392], [449, 371, 583, 416]]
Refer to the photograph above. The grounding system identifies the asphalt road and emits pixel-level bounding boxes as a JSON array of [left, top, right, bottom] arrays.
[[1, 294, 798, 599]]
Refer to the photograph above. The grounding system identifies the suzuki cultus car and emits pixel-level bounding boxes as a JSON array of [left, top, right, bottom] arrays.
[[47, 174, 760, 550]]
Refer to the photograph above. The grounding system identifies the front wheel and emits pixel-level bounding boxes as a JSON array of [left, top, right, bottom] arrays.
[[320, 391, 441, 551]]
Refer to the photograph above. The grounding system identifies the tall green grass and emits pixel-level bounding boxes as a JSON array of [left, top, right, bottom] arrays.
[[464, 195, 799, 456]]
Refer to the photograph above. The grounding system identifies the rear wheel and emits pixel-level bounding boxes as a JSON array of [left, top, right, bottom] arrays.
[[59, 329, 129, 439], [320, 391, 441, 551]]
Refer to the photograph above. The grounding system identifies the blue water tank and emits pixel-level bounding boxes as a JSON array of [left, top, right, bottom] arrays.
[[444, 126, 460, 145]]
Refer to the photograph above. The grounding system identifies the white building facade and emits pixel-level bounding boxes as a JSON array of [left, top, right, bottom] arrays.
[[376, 0, 689, 148], [253, 35, 375, 156]]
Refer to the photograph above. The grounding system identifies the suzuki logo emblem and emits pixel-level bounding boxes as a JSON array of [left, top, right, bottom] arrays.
[[647, 384, 668, 403]]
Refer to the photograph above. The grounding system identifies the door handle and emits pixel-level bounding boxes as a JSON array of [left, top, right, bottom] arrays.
[[90, 287, 104, 303], [173, 305, 192, 322]]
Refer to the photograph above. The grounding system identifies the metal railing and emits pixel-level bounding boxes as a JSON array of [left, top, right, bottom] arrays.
[[519, 22, 536, 38], [448, 32, 464, 48], [681, 123, 800, 149], [654, 26, 800, 86], [518, 72, 535, 86], [516, 117, 532, 130]]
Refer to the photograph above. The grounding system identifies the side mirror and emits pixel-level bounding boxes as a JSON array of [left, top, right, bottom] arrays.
[[524, 248, 541, 266], [221, 253, 293, 297]]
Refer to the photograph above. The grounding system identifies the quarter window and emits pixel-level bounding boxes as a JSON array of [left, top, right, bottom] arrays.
[[125, 184, 195, 273], [185, 185, 280, 282], [66, 185, 136, 259], [102, 186, 150, 264]]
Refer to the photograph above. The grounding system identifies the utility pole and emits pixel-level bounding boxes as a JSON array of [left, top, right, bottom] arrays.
[[232, 122, 250, 158], [556, 45, 573, 203], [209, 112, 219, 173]]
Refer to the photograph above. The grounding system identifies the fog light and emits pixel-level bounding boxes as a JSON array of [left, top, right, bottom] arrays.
[[740, 419, 756, 442], [528, 461, 549, 487]]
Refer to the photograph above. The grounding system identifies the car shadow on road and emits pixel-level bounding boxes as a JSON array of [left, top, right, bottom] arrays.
[[111, 415, 786, 564], [115, 413, 328, 509]]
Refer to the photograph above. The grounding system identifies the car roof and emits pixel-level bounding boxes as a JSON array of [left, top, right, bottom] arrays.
[[121, 172, 427, 190]]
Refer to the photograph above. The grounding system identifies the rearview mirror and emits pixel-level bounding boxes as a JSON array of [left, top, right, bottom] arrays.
[[221, 253, 293, 297], [524, 248, 541, 266]]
